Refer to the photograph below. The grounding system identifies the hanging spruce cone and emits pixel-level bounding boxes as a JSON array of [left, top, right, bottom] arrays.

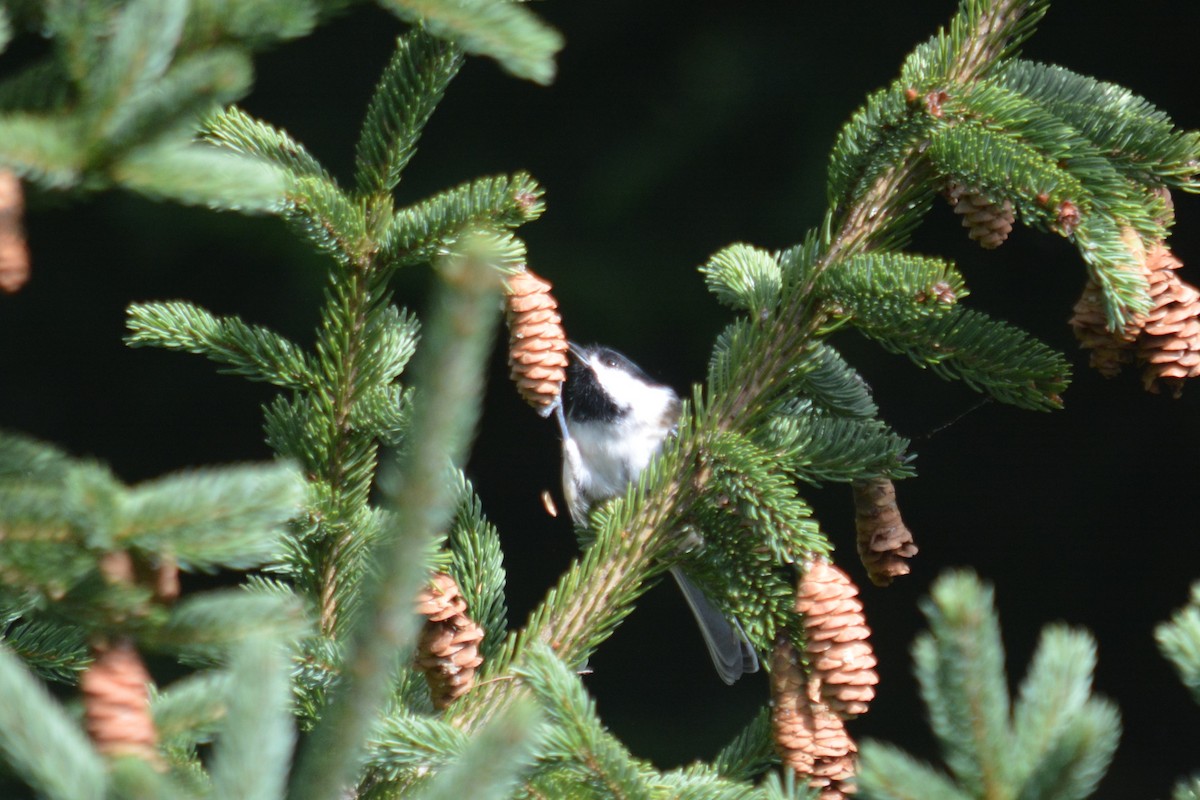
[[1069, 278, 1138, 378], [81, 638, 161, 765], [852, 478, 918, 587], [794, 560, 878, 719], [505, 268, 569, 416], [414, 573, 484, 710], [943, 181, 1014, 250], [0, 169, 28, 294], [1070, 236, 1200, 396], [771, 636, 857, 799], [1136, 243, 1200, 396]]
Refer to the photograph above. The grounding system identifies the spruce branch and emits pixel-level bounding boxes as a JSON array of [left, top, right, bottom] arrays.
[[120, 463, 305, 572], [813, 251, 967, 329], [42, 1, 112, 86], [294, 255, 428, 638], [288, 234, 504, 800], [375, 0, 563, 86], [0, 0, 367, 231], [80, 0, 189, 139], [515, 642, 654, 798], [1176, 777, 1200, 800], [760, 412, 913, 485], [913, 573, 1014, 795], [382, 172, 546, 269], [364, 713, 470, 779], [996, 60, 1200, 191], [132, 37, 546, 750], [0, 618, 89, 684], [711, 709, 778, 782], [126, 301, 318, 391], [701, 243, 784, 317], [153, 588, 310, 660], [923, 109, 1154, 326], [106, 757, 197, 800], [908, 0, 1050, 87], [1010, 626, 1103, 781], [0, 0, 317, 210], [179, 0, 321, 51], [355, 30, 463, 197], [856, 744, 968, 800], [207, 637, 297, 800], [756, 770, 816, 800], [653, 764, 772, 799], [858, 306, 1069, 411], [112, 141, 289, 212], [1013, 699, 1120, 800], [204, 105, 334, 183], [308, 270, 393, 634], [0, 644, 107, 800], [0, 113, 85, 188], [409, 700, 543, 800], [1157, 583, 1200, 706], [0, 427, 73, 479], [0, 431, 302, 625], [102, 47, 255, 153], [446, 473, 509, 662], [786, 342, 879, 420], [856, 571, 1119, 800], [0, 7, 10, 55], [150, 669, 232, 754]]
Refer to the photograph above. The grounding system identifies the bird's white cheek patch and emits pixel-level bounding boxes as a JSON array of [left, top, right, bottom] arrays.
[[592, 363, 675, 423]]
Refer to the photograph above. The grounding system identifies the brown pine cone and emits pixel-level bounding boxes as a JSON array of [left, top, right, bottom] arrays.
[[1070, 234, 1200, 396], [852, 478, 918, 587], [794, 561, 878, 719], [0, 170, 28, 294], [1137, 244, 1200, 396], [505, 268, 569, 415], [1070, 278, 1139, 378], [81, 638, 161, 765], [414, 573, 485, 710], [771, 636, 857, 798], [944, 181, 1014, 250]]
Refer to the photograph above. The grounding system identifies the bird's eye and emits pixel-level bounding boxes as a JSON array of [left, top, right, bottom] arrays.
[[603, 358, 617, 368]]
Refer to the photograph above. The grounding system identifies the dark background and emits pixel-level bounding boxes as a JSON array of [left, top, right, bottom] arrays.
[[3, 2, 1199, 796]]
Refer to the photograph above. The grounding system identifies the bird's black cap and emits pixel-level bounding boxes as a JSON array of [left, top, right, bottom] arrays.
[[563, 343, 649, 423]]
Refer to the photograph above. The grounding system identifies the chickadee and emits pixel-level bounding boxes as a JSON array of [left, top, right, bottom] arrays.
[[557, 342, 759, 684]]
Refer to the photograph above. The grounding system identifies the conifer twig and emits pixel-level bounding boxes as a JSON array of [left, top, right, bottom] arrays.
[[289, 237, 503, 800], [0, 645, 107, 800], [315, 268, 382, 635], [718, 0, 1049, 428]]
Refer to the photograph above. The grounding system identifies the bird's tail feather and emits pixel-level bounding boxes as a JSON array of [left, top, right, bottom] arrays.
[[670, 567, 759, 685]]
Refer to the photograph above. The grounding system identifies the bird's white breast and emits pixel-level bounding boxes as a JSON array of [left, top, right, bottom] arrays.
[[562, 381, 678, 523]]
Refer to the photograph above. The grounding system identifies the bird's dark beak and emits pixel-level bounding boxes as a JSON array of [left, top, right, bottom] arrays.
[[567, 341, 586, 360]]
